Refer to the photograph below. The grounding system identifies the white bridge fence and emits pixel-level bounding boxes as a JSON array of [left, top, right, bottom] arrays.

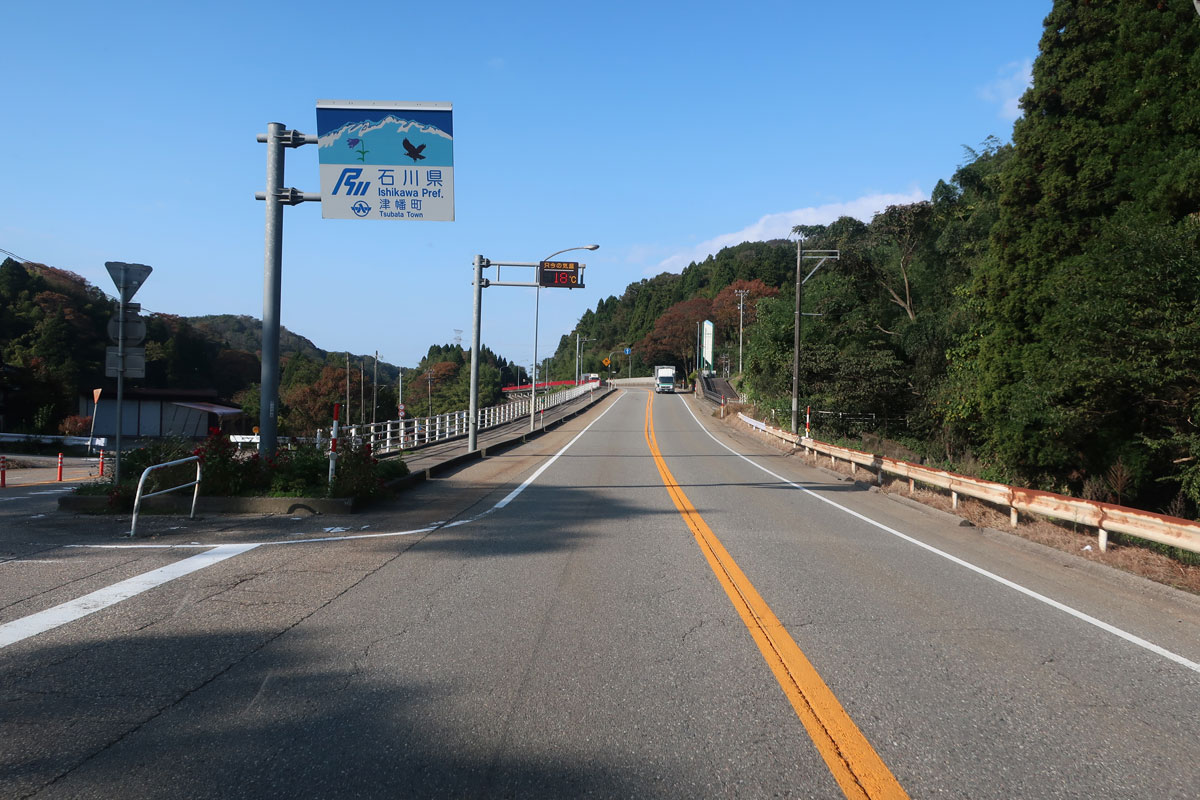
[[330, 381, 602, 456]]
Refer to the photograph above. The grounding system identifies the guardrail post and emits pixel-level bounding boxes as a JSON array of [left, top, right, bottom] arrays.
[[951, 490, 959, 510], [1098, 527, 1109, 552], [1010, 507, 1019, 527]]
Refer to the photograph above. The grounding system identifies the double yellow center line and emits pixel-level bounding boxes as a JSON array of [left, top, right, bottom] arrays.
[[643, 391, 908, 800]]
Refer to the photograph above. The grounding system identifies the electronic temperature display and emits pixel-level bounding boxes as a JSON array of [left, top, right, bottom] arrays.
[[538, 261, 584, 288]]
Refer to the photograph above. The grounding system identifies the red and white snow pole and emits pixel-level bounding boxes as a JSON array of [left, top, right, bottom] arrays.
[[805, 406, 811, 439], [328, 403, 340, 484]]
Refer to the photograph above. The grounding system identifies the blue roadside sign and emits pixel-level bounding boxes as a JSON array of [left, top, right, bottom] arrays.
[[316, 100, 454, 221]]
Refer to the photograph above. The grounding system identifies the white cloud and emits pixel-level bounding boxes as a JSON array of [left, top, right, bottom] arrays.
[[649, 188, 928, 274], [979, 59, 1033, 121]]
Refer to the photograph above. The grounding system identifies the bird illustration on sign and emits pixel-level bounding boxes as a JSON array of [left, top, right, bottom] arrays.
[[403, 138, 427, 162]]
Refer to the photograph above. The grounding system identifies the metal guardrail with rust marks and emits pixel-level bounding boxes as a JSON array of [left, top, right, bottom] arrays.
[[736, 413, 1200, 557]]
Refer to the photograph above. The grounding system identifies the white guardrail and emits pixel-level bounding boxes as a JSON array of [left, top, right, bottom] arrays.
[[738, 413, 1200, 557], [354, 381, 603, 455], [230, 382, 603, 456]]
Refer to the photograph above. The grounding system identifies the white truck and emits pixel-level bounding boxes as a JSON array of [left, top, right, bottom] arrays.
[[654, 365, 676, 394]]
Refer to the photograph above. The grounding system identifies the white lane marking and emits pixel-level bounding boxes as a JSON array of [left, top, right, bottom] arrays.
[[676, 396, 1200, 676], [74, 392, 628, 552], [495, 391, 625, 509], [0, 544, 259, 649], [5, 395, 627, 646]]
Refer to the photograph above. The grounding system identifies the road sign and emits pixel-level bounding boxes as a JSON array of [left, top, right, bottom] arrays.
[[602, 357, 611, 366], [107, 314, 146, 346], [538, 261, 584, 289], [398, 403, 406, 419], [316, 100, 454, 221], [105, 346, 146, 378], [105, 262, 153, 303], [624, 348, 631, 355]]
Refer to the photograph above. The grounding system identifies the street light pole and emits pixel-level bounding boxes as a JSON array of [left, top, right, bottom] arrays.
[[530, 245, 599, 432], [531, 282, 542, 431], [575, 334, 595, 385]]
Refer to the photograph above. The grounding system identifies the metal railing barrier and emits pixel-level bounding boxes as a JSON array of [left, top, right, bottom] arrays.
[[129, 456, 201, 538], [735, 413, 1200, 558], [333, 380, 602, 456]]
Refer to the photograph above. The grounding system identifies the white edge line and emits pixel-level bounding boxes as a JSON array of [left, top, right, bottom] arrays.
[[6, 393, 626, 648], [494, 390, 624, 509], [676, 395, 1200, 676], [0, 544, 260, 649], [68, 390, 628, 551]]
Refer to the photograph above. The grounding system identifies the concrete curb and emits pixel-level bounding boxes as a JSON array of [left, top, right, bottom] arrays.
[[58, 494, 355, 516]]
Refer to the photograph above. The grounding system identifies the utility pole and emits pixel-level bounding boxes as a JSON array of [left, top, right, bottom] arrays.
[[791, 238, 839, 435], [372, 351, 378, 426], [735, 288, 749, 374]]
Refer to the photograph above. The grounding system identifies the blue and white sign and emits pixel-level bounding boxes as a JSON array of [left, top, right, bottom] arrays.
[[701, 320, 715, 375], [316, 100, 454, 221]]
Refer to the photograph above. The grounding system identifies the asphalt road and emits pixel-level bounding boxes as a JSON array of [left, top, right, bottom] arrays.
[[2, 389, 1199, 798]]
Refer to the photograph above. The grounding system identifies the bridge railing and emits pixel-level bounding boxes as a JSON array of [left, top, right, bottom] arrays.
[[339, 381, 602, 456]]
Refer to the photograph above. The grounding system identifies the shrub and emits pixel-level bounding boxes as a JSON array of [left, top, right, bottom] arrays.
[[329, 444, 406, 501], [121, 437, 196, 494], [266, 447, 328, 496], [59, 415, 92, 436], [83, 431, 407, 506]]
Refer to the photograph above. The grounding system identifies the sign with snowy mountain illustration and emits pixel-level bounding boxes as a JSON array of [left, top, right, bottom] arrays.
[[315, 100, 454, 221]]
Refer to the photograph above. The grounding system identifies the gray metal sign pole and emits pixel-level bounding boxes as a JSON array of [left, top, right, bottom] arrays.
[[115, 265, 127, 484], [468, 255, 486, 452], [104, 261, 151, 486], [255, 123, 319, 456], [467, 257, 538, 452], [466, 245, 596, 451]]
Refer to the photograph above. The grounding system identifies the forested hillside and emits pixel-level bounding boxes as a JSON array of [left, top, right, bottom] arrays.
[[554, 2, 1200, 517], [0, 259, 515, 436]]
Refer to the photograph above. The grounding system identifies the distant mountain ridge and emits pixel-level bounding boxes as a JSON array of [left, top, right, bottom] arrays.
[[187, 314, 325, 362]]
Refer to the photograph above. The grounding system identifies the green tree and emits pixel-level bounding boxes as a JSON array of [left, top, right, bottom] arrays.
[[960, 0, 1200, 496]]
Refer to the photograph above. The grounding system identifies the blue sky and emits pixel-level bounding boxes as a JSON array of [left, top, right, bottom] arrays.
[[1, 0, 1048, 372]]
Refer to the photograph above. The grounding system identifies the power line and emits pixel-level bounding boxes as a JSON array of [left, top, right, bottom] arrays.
[[0, 248, 31, 263]]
